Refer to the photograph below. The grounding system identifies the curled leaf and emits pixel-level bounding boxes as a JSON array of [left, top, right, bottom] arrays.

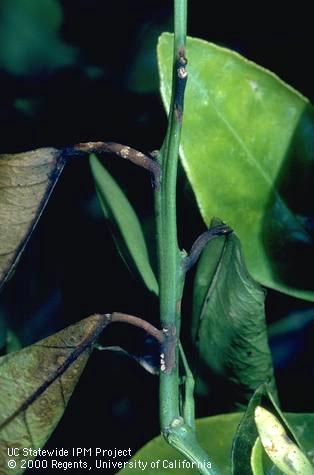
[[0, 313, 109, 474], [192, 220, 276, 408], [0, 148, 66, 291]]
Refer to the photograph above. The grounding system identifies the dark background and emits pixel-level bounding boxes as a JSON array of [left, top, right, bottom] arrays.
[[0, 1, 313, 473]]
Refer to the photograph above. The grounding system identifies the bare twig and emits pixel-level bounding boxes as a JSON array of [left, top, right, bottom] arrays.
[[182, 224, 232, 273], [106, 312, 164, 344], [64, 141, 161, 189]]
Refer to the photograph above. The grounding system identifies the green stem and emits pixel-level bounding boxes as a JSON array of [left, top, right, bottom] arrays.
[[154, 1, 221, 474], [155, 0, 188, 429]]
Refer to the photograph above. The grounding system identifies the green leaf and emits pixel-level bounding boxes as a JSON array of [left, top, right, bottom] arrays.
[[232, 384, 268, 475], [118, 413, 314, 475], [118, 413, 242, 475], [0, 148, 66, 292], [232, 384, 313, 475], [158, 33, 314, 301], [250, 438, 264, 475], [90, 154, 158, 295], [192, 220, 276, 408], [0, 314, 109, 475]]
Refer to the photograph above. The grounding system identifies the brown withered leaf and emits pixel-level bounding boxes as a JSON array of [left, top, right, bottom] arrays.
[[0, 148, 66, 291], [0, 313, 109, 474]]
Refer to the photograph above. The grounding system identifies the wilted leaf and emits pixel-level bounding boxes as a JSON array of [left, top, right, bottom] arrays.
[[158, 33, 314, 301], [0, 313, 109, 474], [0, 148, 66, 291], [192, 220, 276, 408], [90, 154, 158, 295]]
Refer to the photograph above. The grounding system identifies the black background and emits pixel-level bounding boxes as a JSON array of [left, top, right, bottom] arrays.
[[0, 1, 313, 473]]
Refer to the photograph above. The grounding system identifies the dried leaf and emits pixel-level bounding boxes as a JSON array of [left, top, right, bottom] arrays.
[[0, 147, 65, 291], [0, 313, 109, 474]]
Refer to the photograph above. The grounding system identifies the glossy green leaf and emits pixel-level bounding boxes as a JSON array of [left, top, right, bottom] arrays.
[[119, 413, 241, 475], [118, 413, 314, 475], [192, 221, 276, 408], [250, 438, 264, 475], [90, 155, 158, 295], [158, 33, 314, 301], [0, 314, 109, 475], [232, 384, 269, 475]]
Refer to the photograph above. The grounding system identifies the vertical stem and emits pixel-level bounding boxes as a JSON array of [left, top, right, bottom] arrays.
[[155, 0, 188, 429], [154, 2, 220, 473]]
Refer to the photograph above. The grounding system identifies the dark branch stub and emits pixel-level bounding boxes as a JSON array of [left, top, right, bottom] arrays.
[[107, 312, 164, 344], [65, 141, 161, 189], [182, 224, 233, 273]]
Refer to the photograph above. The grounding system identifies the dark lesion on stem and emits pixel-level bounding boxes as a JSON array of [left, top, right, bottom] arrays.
[[63, 141, 161, 189], [160, 324, 177, 375], [182, 224, 233, 273], [174, 47, 188, 123]]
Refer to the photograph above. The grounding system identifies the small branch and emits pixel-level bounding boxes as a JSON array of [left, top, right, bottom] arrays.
[[182, 224, 232, 273], [107, 312, 164, 344], [64, 141, 161, 189]]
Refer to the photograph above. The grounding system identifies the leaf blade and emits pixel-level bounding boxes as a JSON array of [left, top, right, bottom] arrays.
[[0, 313, 108, 474], [90, 154, 158, 295], [118, 413, 314, 475], [0, 148, 66, 291], [158, 33, 314, 301], [192, 222, 276, 408]]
